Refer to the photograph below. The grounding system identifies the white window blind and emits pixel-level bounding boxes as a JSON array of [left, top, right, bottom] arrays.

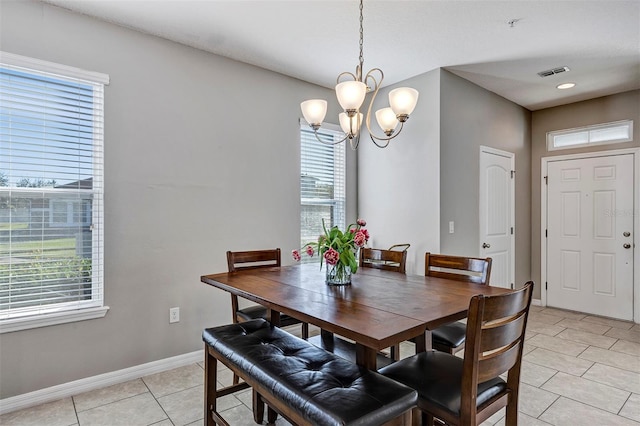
[[300, 122, 346, 262], [0, 52, 107, 326]]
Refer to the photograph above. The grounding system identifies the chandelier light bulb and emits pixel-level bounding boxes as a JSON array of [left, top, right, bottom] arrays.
[[335, 81, 367, 112], [389, 87, 419, 120], [301, 99, 328, 128], [375, 107, 398, 135]]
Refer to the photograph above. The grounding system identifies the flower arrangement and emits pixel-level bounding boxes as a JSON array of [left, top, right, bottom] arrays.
[[293, 218, 369, 284]]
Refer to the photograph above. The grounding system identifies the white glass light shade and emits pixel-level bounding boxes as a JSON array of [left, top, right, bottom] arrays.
[[335, 81, 367, 111], [339, 112, 363, 135], [389, 87, 419, 116], [375, 107, 399, 133], [301, 99, 328, 126]]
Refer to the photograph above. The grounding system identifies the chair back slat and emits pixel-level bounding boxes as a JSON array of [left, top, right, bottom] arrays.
[[481, 285, 531, 319], [477, 340, 522, 383], [479, 312, 528, 353], [227, 249, 281, 272], [360, 248, 407, 273], [425, 253, 492, 285]]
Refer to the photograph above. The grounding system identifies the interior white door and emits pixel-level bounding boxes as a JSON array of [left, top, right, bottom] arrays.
[[547, 154, 634, 320], [479, 147, 515, 289]]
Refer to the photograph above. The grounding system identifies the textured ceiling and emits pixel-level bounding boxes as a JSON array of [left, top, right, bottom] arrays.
[[41, 0, 640, 110]]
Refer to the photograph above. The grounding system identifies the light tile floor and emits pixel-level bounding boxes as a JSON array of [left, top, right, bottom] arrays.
[[2, 306, 639, 425]]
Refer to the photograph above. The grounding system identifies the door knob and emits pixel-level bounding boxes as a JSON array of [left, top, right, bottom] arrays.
[[623, 232, 631, 237], [482, 243, 491, 249], [623, 243, 631, 249]]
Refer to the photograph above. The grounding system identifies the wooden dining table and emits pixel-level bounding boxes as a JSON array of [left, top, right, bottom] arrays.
[[201, 263, 510, 370]]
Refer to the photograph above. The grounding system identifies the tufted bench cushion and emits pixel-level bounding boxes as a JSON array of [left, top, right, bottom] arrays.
[[203, 318, 417, 426]]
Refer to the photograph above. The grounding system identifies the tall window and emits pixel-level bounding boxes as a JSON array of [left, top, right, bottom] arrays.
[[300, 122, 346, 261], [0, 52, 108, 331]]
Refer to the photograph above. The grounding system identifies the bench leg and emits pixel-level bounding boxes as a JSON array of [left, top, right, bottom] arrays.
[[204, 346, 218, 426], [252, 389, 264, 423], [267, 406, 278, 424]]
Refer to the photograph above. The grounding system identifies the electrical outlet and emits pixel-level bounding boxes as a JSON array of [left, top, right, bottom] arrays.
[[169, 307, 180, 323]]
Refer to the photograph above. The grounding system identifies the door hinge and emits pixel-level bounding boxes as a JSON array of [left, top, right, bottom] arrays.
[[545, 282, 548, 290], [545, 229, 548, 238], [544, 176, 548, 185], [511, 227, 514, 235], [511, 170, 516, 179]]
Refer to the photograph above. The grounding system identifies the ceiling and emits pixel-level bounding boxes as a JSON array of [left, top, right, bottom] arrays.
[[41, 0, 640, 111]]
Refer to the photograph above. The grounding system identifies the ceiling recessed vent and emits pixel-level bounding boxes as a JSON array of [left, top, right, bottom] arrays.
[[537, 66, 570, 78]]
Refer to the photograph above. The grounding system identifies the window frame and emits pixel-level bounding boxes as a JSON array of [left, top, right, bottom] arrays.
[[299, 120, 346, 262], [0, 52, 109, 333], [547, 120, 634, 151]]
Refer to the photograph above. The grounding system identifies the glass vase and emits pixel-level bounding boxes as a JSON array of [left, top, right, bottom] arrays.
[[326, 262, 352, 285]]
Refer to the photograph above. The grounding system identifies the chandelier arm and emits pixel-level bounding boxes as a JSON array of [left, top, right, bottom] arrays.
[[361, 67, 404, 146], [337, 71, 358, 84], [368, 122, 405, 148], [312, 129, 352, 146]]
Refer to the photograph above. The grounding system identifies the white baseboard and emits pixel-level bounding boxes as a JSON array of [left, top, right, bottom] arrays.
[[0, 350, 203, 416], [532, 299, 542, 306]]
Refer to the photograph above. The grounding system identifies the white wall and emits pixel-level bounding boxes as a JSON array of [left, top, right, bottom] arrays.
[[439, 70, 532, 292], [0, 0, 352, 399], [358, 69, 441, 275]]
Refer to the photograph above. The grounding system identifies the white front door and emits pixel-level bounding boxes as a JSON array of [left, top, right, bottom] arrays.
[[547, 154, 634, 320], [479, 147, 515, 289]]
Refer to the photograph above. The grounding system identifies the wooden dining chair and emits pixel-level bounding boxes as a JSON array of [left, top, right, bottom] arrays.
[[359, 247, 408, 361], [426, 252, 492, 354], [226, 248, 309, 339], [360, 247, 408, 273], [311, 247, 408, 365], [379, 281, 534, 426], [227, 249, 309, 391]]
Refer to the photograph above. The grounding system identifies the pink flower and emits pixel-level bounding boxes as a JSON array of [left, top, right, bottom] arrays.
[[292, 250, 301, 262], [305, 245, 314, 257], [362, 229, 370, 242], [353, 230, 366, 247], [324, 248, 340, 265], [349, 228, 356, 233], [357, 218, 367, 226]]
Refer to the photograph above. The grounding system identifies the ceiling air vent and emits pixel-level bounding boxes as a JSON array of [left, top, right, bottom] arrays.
[[537, 66, 570, 78]]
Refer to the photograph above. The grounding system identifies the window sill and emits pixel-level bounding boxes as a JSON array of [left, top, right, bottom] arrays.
[[0, 306, 110, 334]]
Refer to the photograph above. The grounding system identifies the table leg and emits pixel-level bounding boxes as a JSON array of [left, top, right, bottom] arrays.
[[414, 330, 432, 353], [267, 309, 281, 326], [355, 343, 378, 370]]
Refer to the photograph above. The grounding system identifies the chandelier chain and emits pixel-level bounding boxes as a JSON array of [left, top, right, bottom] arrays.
[[358, 0, 364, 75]]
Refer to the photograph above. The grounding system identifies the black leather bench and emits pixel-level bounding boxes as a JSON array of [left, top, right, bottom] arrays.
[[203, 319, 418, 425]]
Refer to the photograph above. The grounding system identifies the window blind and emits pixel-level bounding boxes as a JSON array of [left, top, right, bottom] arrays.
[[300, 122, 346, 261], [0, 53, 106, 321]]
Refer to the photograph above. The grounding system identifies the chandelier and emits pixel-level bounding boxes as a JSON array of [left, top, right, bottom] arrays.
[[300, 0, 419, 149]]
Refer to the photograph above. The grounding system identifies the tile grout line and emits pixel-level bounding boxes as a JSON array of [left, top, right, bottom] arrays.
[[141, 374, 172, 426]]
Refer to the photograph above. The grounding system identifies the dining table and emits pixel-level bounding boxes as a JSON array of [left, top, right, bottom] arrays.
[[201, 263, 510, 370]]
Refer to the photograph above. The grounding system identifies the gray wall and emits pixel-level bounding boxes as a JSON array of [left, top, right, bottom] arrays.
[[0, 0, 354, 399], [439, 70, 532, 293], [358, 69, 441, 275], [530, 90, 640, 300]]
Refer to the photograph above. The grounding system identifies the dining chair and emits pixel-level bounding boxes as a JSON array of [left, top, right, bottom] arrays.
[[359, 247, 408, 273], [226, 248, 309, 339], [426, 252, 492, 354], [311, 246, 409, 365], [359, 246, 409, 360], [379, 281, 534, 426]]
